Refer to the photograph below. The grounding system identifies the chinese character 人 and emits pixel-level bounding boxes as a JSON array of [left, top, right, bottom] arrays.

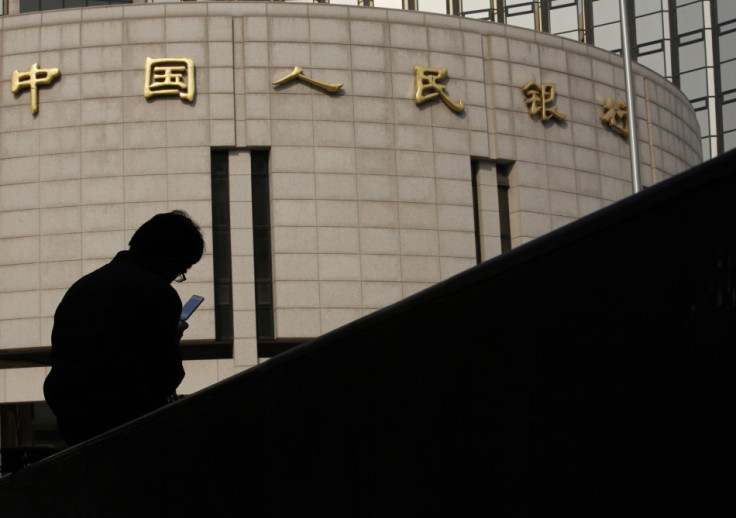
[[522, 80, 566, 122], [144, 57, 195, 102], [414, 66, 465, 113], [11, 63, 61, 115], [272, 66, 343, 94], [601, 97, 629, 138]]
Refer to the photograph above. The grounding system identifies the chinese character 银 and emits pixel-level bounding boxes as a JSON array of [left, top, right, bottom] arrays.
[[522, 80, 566, 122]]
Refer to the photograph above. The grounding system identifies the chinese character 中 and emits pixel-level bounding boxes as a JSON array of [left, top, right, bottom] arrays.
[[414, 66, 465, 113], [144, 57, 195, 102], [601, 97, 629, 138], [272, 66, 343, 93], [11, 63, 61, 115], [522, 80, 566, 122]]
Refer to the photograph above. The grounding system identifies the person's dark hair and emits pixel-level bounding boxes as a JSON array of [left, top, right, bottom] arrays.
[[129, 210, 205, 270]]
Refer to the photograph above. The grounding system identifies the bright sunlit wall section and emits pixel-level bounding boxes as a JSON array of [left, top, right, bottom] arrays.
[[280, 0, 733, 158]]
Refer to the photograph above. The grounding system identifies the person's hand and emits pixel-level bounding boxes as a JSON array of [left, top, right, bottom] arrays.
[[177, 319, 189, 339]]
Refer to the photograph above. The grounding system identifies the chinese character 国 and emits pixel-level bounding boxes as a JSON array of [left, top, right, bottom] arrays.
[[144, 57, 195, 102], [11, 63, 61, 115], [414, 65, 465, 113], [272, 66, 343, 93], [601, 97, 629, 138], [522, 80, 566, 122]]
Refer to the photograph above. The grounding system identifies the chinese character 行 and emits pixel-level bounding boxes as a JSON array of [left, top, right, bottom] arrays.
[[144, 57, 195, 102], [522, 80, 566, 122], [601, 97, 629, 138], [11, 63, 61, 115], [414, 65, 465, 113], [272, 66, 343, 93]]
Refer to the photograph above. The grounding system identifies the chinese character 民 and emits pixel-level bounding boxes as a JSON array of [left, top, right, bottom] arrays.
[[272, 66, 343, 93], [11, 63, 61, 115], [601, 97, 629, 138], [522, 80, 566, 122], [144, 57, 195, 102], [414, 65, 465, 113]]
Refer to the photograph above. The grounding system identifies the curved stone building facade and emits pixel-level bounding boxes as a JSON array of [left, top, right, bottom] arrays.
[[0, 3, 701, 413]]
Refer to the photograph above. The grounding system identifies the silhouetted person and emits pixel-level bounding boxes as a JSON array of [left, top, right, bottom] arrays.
[[44, 210, 205, 446]]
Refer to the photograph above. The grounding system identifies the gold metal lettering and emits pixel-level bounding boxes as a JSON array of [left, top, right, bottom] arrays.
[[10, 63, 61, 115], [414, 65, 465, 113], [144, 57, 195, 102], [522, 80, 566, 122], [273, 66, 343, 93], [601, 97, 629, 138]]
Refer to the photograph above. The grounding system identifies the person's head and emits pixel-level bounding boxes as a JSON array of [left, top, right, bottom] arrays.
[[128, 210, 205, 283]]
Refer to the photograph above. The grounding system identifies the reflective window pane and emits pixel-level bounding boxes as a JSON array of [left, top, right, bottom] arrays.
[[717, 0, 736, 23], [634, 0, 661, 16], [701, 138, 712, 159], [724, 130, 736, 152], [374, 0, 403, 9], [419, 0, 447, 14], [723, 100, 736, 132], [679, 40, 706, 72], [638, 51, 666, 76], [594, 22, 621, 51], [676, 3, 704, 34], [550, 4, 579, 34], [636, 14, 663, 43], [695, 107, 710, 137], [679, 69, 708, 98], [592, 0, 620, 25], [462, 0, 495, 17], [505, 1, 536, 30], [719, 31, 736, 62], [720, 59, 736, 92]]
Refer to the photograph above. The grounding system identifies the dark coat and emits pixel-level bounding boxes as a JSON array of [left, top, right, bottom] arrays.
[[44, 250, 185, 445]]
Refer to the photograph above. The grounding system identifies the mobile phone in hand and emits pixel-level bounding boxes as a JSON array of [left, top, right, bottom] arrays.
[[180, 295, 204, 321]]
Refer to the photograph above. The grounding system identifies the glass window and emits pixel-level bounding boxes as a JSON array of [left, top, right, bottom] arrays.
[[505, 1, 537, 30], [636, 13, 663, 43], [719, 31, 736, 62], [723, 100, 736, 132], [592, 0, 620, 25], [701, 138, 712, 160], [374, 0, 404, 8], [593, 22, 621, 51], [634, 0, 661, 16], [679, 40, 706, 72], [679, 68, 708, 98], [717, 0, 736, 23], [638, 51, 666, 77], [549, 2, 579, 35], [419, 0, 447, 14], [695, 106, 710, 137], [462, 0, 496, 19], [676, 3, 705, 34], [720, 59, 736, 93], [724, 130, 736, 152]]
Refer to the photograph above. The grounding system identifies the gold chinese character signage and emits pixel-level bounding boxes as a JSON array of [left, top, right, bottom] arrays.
[[522, 80, 566, 122], [272, 66, 343, 93], [11, 63, 61, 115], [601, 97, 629, 138], [144, 57, 195, 102], [414, 65, 465, 113]]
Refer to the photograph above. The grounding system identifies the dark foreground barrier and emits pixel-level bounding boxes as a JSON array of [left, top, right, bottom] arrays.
[[2, 150, 735, 516]]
